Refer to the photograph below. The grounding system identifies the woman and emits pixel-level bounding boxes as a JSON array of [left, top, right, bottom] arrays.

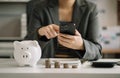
[[25, 0, 102, 60]]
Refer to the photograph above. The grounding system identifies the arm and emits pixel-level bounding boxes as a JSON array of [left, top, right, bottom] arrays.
[[58, 4, 102, 60], [25, 7, 59, 51], [24, 8, 50, 50], [82, 4, 102, 60]]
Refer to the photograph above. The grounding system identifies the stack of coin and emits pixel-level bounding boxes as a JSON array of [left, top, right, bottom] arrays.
[[45, 59, 51, 68], [54, 61, 60, 68], [63, 63, 69, 68], [72, 65, 78, 68]]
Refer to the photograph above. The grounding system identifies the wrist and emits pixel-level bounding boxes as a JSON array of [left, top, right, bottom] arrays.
[[80, 44, 84, 50], [78, 39, 84, 50]]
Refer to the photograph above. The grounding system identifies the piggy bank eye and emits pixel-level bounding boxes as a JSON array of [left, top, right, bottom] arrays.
[[21, 48, 23, 50], [27, 48, 29, 49]]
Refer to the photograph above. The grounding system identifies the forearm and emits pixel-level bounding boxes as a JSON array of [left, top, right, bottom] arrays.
[[82, 39, 102, 60]]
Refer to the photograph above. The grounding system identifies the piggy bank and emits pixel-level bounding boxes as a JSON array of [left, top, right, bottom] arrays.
[[13, 40, 42, 67]]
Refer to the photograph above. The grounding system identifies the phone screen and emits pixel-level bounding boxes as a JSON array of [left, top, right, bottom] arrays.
[[60, 23, 76, 35]]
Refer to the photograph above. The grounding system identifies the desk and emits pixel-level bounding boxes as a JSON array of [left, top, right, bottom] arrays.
[[0, 58, 120, 78]]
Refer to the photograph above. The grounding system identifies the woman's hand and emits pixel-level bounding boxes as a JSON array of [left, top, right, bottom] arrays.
[[38, 24, 59, 39], [58, 30, 84, 50]]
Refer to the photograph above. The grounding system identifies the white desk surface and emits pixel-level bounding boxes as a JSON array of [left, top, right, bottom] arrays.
[[0, 58, 120, 78]]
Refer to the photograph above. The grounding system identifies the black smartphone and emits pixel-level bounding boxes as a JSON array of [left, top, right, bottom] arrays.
[[60, 23, 76, 35]]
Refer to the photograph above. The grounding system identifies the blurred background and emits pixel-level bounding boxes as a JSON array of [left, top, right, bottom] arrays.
[[0, 0, 120, 58]]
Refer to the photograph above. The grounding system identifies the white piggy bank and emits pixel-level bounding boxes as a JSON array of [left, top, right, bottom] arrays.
[[13, 40, 42, 67]]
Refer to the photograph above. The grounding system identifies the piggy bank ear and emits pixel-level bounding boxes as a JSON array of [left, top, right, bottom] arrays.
[[13, 41, 20, 46], [32, 40, 39, 47]]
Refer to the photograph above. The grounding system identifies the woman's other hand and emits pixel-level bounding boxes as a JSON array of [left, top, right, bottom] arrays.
[[58, 30, 84, 50], [38, 24, 59, 39]]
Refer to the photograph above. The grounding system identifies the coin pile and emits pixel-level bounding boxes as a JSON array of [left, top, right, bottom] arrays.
[[54, 61, 60, 68], [45, 59, 51, 68], [63, 63, 69, 68], [45, 59, 78, 69]]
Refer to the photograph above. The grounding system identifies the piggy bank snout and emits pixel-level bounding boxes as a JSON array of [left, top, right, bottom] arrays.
[[21, 51, 31, 60]]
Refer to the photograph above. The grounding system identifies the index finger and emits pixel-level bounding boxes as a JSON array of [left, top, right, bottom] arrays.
[[52, 24, 59, 32], [75, 29, 80, 36]]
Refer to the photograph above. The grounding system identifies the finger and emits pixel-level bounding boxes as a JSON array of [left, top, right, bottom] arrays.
[[48, 25, 58, 37], [58, 35, 72, 44], [58, 38, 71, 48], [75, 30, 80, 36], [44, 30, 51, 39], [45, 27, 54, 39], [59, 33, 74, 40], [52, 24, 59, 32]]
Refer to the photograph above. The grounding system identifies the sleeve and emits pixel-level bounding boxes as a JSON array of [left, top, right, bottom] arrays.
[[24, 7, 50, 50], [75, 4, 102, 61], [83, 4, 102, 60]]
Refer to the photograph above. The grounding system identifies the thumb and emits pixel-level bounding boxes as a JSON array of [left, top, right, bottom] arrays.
[[75, 30, 81, 36]]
